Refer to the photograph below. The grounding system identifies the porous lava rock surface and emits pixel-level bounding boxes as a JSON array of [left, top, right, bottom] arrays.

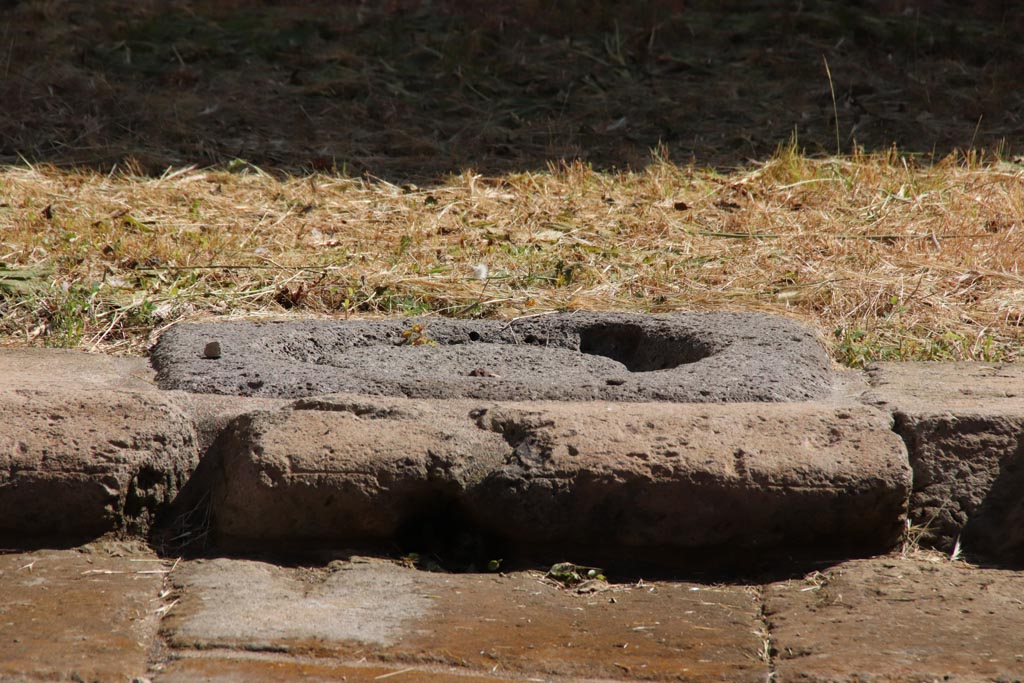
[[150, 312, 832, 402]]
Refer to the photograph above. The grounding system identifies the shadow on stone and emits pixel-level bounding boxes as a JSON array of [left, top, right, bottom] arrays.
[[963, 435, 1024, 568], [577, 320, 712, 371], [896, 409, 1024, 568]]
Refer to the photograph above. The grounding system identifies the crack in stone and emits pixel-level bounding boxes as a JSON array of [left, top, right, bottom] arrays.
[[753, 585, 778, 681]]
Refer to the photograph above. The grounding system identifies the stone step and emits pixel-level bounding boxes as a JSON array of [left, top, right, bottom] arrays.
[[0, 350, 198, 543], [864, 361, 1024, 563], [2, 347, 1023, 567], [208, 395, 910, 565]]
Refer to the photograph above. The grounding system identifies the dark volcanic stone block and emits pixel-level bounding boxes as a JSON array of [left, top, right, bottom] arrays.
[[151, 312, 832, 402]]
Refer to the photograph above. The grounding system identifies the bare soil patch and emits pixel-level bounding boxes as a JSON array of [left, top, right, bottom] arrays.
[[2, 0, 1021, 175]]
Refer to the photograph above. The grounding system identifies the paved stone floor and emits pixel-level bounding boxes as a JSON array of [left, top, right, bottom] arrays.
[[3, 542, 1023, 683], [0, 542, 167, 683]]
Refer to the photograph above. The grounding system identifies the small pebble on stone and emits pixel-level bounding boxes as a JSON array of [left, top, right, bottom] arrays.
[[203, 341, 222, 359]]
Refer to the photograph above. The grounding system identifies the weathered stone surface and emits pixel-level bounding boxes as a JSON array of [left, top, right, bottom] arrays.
[[209, 395, 910, 561], [163, 557, 431, 650], [211, 397, 510, 547], [7, 545, 1024, 683], [0, 347, 157, 390], [173, 391, 290, 454], [0, 543, 169, 683], [864, 362, 1024, 562], [157, 658, 510, 683], [151, 312, 834, 402], [469, 401, 910, 562], [160, 556, 767, 682], [864, 362, 1024, 407], [0, 386, 198, 542], [766, 554, 1024, 683]]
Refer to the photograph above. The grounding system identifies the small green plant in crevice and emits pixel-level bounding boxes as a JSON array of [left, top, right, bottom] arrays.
[[545, 562, 606, 588], [400, 322, 436, 346], [834, 327, 874, 368], [124, 298, 158, 329], [44, 282, 100, 348]]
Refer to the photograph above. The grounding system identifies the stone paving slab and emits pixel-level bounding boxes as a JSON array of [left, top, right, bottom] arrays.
[[154, 552, 1024, 683], [2, 543, 1022, 683], [864, 362, 1024, 409], [208, 394, 910, 561], [766, 554, 1024, 683], [158, 556, 767, 683], [864, 362, 1024, 563], [150, 313, 834, 402], [157, 656, 520, 683], [0, 347, 156, 390], [0, 542, 169, 683]]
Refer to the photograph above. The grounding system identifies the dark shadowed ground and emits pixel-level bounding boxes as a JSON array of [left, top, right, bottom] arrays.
[[1, 0, 1022, 182]]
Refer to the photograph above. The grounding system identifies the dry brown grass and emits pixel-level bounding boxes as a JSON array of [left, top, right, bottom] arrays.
[[2, 145, 1021, 364]]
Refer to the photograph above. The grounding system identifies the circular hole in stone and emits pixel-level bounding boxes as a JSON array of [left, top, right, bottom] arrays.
[[578, 323, 711, 372], [468, 331, 481, 341]]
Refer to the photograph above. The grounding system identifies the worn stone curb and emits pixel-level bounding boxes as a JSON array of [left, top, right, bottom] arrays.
[[0, 386, 197, 541], [863, 361, 1024, 562], [1, 349, 1022, 565], [209, 394, 909, 562]]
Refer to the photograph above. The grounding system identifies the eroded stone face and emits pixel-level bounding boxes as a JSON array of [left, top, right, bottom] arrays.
[[151, 312, 833, 402], [207, 395, 910, 560], [0, 387, 199, 542], [864, 362, 1024, 563]]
